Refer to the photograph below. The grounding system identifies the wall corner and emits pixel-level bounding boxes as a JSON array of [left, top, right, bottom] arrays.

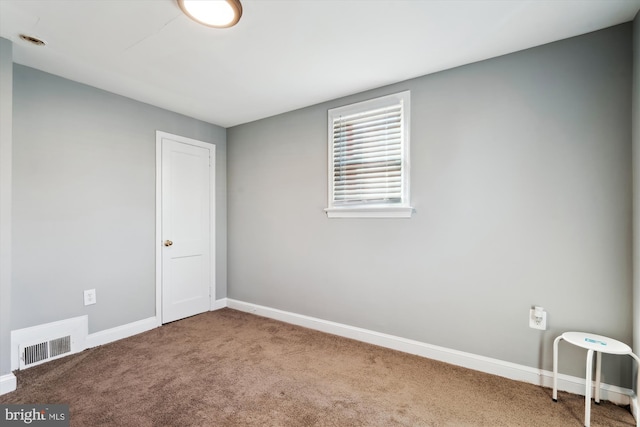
[[0, 37, 14, 379]]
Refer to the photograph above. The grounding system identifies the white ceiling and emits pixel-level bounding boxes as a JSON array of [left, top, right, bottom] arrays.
[[1, 0, 639, 128]]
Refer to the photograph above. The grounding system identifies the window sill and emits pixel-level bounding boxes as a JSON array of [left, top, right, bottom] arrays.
[[324, 206, 414, 219]]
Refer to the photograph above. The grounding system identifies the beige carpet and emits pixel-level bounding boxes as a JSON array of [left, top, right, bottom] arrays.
[[0, 308, 635, 426]]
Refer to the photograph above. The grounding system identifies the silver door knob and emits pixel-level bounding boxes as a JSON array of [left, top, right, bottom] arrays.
[[164, 240, 173, 247]]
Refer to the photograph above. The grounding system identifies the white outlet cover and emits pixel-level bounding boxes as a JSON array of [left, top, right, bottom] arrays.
[[529, 308, 547, 330], [84, 289, 96, 306]]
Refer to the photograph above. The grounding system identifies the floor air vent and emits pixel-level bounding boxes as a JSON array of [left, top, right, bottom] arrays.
[[20, 336, 72, 369], [22, 342, 48, 366], [50, 336, 71, 357], [12, 316, 87, 371]]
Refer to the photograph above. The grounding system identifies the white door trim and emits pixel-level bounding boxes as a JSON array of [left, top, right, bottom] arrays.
[[155, 131, 216, 326]]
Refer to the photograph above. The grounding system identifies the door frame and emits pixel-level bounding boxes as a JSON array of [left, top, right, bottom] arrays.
[[155, 130, 216, 326]]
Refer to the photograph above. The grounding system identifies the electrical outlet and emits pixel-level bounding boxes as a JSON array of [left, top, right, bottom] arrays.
[[84, 289, 96, 306], [529, 307, 546, 330]]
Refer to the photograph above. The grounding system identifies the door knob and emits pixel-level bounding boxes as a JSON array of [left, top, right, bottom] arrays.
[[164, 240, 173, 247]]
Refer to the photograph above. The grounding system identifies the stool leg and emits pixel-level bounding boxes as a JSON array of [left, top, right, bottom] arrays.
[[594, 351, 601, 404], [585, 349, 594, 427], [630, 353, 640, 427], [637, 359, 640, 427], [553, 335, 562, 402], [637, 356, 640, 427]]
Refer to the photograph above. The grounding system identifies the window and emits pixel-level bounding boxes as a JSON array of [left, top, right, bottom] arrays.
[[325, 91, 412, 218]]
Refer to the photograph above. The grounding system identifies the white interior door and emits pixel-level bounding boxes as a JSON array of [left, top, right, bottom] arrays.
[[158, 132, 214, 324]]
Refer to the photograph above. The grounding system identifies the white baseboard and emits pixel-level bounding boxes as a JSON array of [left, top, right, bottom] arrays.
[[0, 373, 16, 395], [91, 300, 230, 344], [85, 317, 158, 349], [226, 299, 634, 407], [211, 298, 228, 311]]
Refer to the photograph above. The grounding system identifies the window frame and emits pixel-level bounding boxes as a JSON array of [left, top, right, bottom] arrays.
[[325, 91, 413, 218]]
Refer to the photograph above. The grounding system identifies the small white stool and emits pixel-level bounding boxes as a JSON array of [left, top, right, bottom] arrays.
[[553, 332, 640, 427]]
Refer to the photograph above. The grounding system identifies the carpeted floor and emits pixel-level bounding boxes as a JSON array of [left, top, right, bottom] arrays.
[[0, 309, 635, 426]]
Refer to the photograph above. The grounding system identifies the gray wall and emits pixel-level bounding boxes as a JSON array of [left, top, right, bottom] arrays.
[[11, 65, 227, 334], [0, 38, 13, 377], [228, 24, 633, 386], [634, 12, 640, 356]]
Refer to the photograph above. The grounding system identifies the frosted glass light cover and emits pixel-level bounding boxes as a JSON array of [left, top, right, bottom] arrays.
[[179, 0, 242, 28]]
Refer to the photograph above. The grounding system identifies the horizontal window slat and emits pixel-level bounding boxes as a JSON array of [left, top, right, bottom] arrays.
[[334, 197, 401, 203], [335, 160, 401, 168], [334, 136, 401, 152], [335, 113, 400, 125], [332, 162, 402, 172], [335, 182, 401, 189], [334, 138, 401, 151], [334, 157, 401, 167], [335, 173, 402, 181], [334, 120, 401, 131], [334, 111, 401, 126], [334, 128, 401, 144], [334, 183, 401, 194], [334, 194, 401, 201], [334, 177, 402, 185], [335, 139, 401, 152], [335, 189, 401, 196], [335, 182, 402, 191], [335, 176, 401, 184], [335, 149, 402, 158], [334, 109, 400, 122], [334, 181, 402, 188], [335, 138, 400, 151], [334, 148, 401, 160], [335, 148, 402, 160], [333, 200, 402, 207], [335, 165, 402, 173], [334, 119, 401, 136], [334, 171, 401, 180], [335, 194, 401, 200], [335, 170, 401, 179], [334, 194, 402, 200], [335, 191, 401, 198], [334, 139, 401, 152], [334, 105, 402, 125]]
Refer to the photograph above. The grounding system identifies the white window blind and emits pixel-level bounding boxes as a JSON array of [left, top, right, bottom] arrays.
[[326, 91, 412, 218]]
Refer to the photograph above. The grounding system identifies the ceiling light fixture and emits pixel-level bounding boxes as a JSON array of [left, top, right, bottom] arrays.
[[178, 0, 242, 28]]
